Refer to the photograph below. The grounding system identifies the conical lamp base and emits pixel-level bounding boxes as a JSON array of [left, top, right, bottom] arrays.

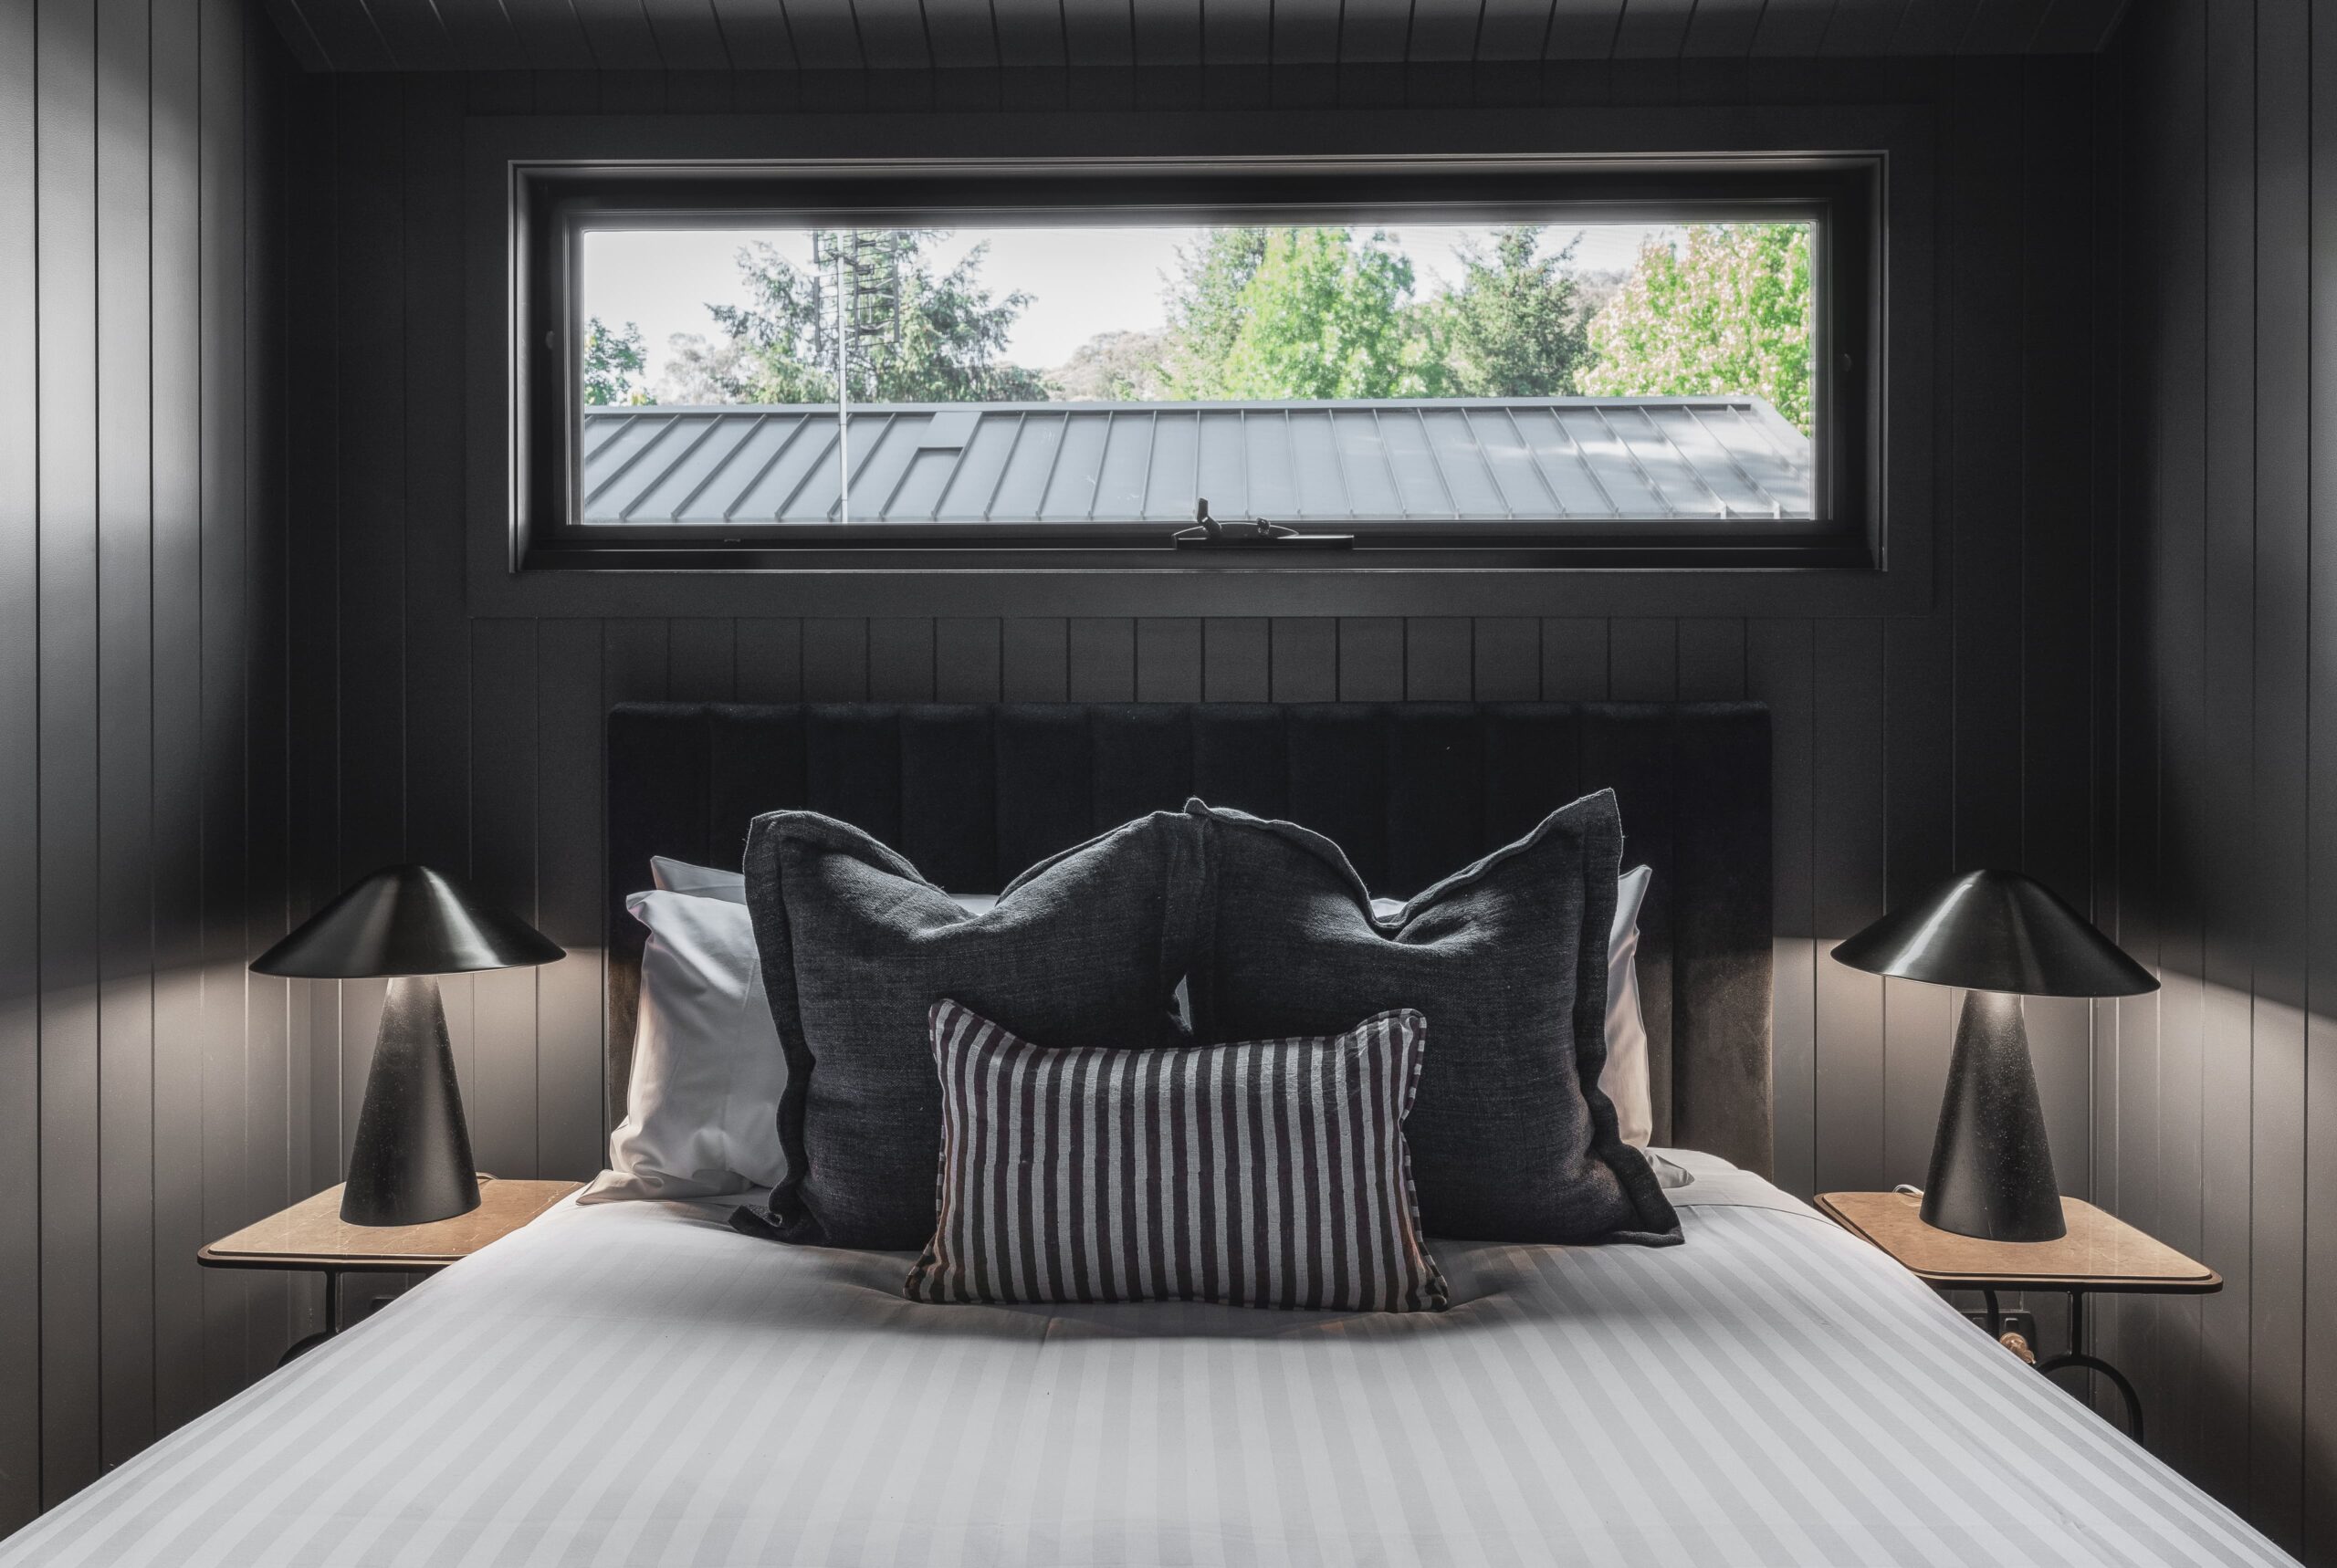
[[1919, 989, 2064, 1241], [342, 975, 481, 1227]]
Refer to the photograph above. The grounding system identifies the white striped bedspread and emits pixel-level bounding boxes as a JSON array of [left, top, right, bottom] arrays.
[[4, 1155, 2292, 1568]]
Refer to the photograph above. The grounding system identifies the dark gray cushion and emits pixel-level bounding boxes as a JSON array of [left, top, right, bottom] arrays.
[[743, 809, 1210, 1249], [1184, 790, 1681, 1246]]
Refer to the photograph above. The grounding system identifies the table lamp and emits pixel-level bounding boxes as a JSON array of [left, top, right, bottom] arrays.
[[1830, 870, 2156, 1242], [252, 866, 564, 1226]]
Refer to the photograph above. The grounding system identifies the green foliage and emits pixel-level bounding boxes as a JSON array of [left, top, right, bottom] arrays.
[[1047, 329, 1171, 401], [1157, 228, 1269, 396], [704, 233, 1046, 404], [582, 318, 651, 406], [1578, 223, 1814, 434], [1430, 226, 1590, 398], [1167, 228, 1443, 401]]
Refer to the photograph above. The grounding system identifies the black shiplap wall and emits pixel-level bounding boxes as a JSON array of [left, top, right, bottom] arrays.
[[0, 0, 306, 1536], [282, 55, 2109, 1262], [2097, 0, 2337, 1559]]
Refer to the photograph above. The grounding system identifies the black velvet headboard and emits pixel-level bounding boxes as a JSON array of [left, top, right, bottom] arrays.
[[606, 701, 1774, 1176]]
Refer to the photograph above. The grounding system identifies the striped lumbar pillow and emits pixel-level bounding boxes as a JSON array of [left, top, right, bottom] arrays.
[[906, 999, 1447, 1312]]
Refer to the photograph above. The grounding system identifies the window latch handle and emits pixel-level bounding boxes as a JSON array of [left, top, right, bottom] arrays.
[[1172, 498, 1352, 549]]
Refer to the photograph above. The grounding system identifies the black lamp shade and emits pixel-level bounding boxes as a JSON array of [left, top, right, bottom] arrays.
[[255, 866, 562, 1227], [1829, 870, 2156, 998], [1831, 871, 2155, 1245], [253, 864, 564, 978]]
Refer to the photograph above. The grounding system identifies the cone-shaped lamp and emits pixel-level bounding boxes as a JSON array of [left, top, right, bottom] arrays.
[[1832, 871, 2155, 1242], [254, 867, 564, 1226]]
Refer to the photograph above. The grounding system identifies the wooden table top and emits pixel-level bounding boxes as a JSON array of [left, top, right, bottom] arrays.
[[198, 1177, 580, 1273], [1816, 1190, 2222, 1294]]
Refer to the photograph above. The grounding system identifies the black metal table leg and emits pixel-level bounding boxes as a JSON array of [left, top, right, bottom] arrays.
[[2037, 1350, 2144, 1442], [2034, 1290, 2144, 1443], [278, 1268, 342, 1367]]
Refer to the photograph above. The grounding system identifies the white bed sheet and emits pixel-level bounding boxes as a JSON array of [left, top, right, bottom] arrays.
[[1, 1155, 2294, 1568]]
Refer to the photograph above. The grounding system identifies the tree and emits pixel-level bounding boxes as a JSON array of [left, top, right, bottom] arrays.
[[1430, 226, 1590, 398], [1578, 223, 1814, 434], [656, 332, 760, 404], [704, 232, 1047, 404], [582, 317, 651, 406], [1157, 227, 1271, 396], [1166, 227, 1441, 401], [1046, 329, 1171, 401]]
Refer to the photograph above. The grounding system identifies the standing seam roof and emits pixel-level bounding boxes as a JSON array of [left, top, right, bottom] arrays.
[[578, 395, 1816, 526]]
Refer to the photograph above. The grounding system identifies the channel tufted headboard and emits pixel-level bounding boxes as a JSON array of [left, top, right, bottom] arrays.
[[605, 701, 1773, 1176]]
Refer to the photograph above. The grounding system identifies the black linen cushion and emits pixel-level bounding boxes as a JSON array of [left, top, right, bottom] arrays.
[[906, 999, 1447, 1312], [1184, 789, 1681, 1246], [740, 810, 1209, 1249]]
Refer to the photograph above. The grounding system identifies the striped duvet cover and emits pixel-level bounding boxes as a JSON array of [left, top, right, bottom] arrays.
[[0, 1153, 2292, 1568]]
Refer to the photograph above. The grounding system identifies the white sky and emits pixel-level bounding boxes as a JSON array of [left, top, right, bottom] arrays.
[[582, 223, 1682, 394]]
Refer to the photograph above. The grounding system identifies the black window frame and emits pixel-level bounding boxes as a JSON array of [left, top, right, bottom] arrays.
[[512, 154, 1881, 575]]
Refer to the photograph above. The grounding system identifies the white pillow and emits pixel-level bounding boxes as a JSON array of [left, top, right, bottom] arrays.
[[647, 853, 996, 915], [1605, 865, 1655, 1146], [581, 888, 788, 1204], [1372, 863, 1655, 1146], [650, 853, 747, 903]]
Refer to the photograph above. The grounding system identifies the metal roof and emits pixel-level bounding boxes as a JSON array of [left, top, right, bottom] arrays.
[[579, 396, 1815, 527]]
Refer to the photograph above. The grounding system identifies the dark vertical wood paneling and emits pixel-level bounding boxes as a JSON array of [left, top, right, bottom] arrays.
[[471, 620, 542, 1179], [1270, 619, 1336, 701], [671, 617, 739, 699], [1068, 619, 1137, 701], [1002, 619, 1070, 700], [1337, 618, 1404, 700], [0, 0, 37, 1521], [866, 618, 935, 701], [1471, 619, 1538, 699], [1949, 59, 2025, 878], [1204, 619, 1271, 700], [1748, 619, 1816, 1199], [802, 618, 866, 700], [330, 75, 405, 1189], [2197, 0, 2259, 1512], [1809, 619, 1885, 1196], [1881, 617, 1954, 1185], [2113, 0, 2337, 1537], [402, 76, 469, 877], [199, 0, 256, 1413], [2307, 0, 2337, 1551], [2139, 0, 2211, 1488], [1539, 617, 1608, 698], [242, 10, 295, 1376], [1676, 619, 1745, 699], [1608, 618, 1678, 699], [933, 619, 1001, 701], [536, 618, 608, 1179], [1136, 619, 1203, 701], [2021, 57, 2098, 1207], [95, 0, 157, 1466], [2247, 1, 2311, 1545], [736, 618, 804, 701], [1401, 619, 1470, 699], [604, 619, 674, 706], [37, 0, 106, 1500], [148, 0, 212, 1447]]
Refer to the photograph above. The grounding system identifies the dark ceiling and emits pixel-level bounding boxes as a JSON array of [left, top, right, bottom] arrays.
[[260, 0, 2130, 73]]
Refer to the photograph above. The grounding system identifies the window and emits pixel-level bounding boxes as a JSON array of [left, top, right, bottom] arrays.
[[514, 160, 1879, 570]]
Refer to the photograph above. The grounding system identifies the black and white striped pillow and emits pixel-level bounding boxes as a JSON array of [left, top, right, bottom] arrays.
[[907, 1000, 1446, 1312]]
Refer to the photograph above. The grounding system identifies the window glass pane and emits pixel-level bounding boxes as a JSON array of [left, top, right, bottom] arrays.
[[576, 220, 1816, 528]]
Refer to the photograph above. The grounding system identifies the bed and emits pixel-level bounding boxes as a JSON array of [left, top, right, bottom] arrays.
[[0, 702, 2296, 1568]]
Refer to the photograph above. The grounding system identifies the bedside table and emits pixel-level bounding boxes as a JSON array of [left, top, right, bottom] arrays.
[[1816, 1189, 2219, 1443], [200, 1176, 580, 1364]]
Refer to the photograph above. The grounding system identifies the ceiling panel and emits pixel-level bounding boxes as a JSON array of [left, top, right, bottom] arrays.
[[262, 0, 2131, 70]]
